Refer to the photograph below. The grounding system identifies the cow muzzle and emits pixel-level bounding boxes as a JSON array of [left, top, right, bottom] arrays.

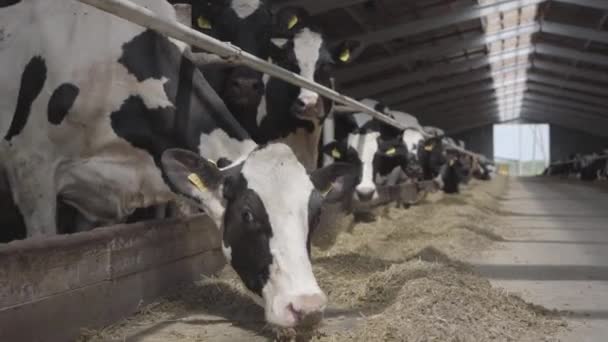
[[291, 90, 320, 119], [268, 291, 327, 328], [355, 186, 376, 202]]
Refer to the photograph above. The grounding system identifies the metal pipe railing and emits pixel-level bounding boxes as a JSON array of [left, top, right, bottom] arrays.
[[77, 0, 488, 161]]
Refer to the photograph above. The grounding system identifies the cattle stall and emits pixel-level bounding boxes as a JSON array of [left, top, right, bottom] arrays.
[[3, 0, 608, 340], [0, 215, 225, 341]]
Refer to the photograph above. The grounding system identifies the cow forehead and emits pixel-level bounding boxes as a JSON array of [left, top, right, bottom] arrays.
[[347, 132, 380, 162], [293, 28, 323, 71], [241, 144, 314, 222], [230, 0, 262, 19]]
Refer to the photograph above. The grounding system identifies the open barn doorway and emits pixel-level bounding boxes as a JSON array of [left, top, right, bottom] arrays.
[[493, 124, 550, 176]]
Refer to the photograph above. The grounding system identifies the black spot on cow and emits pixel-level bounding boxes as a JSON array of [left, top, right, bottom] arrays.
[[5, 56, 46, 141], [47, 83, 79, 125], [222, 174, 273, 296], [0, 0, 21, 8], [111, 96, 175, 164], [114, 30, 249, 155]]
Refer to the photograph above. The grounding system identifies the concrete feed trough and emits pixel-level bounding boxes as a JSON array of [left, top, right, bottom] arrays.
[[0, 215, 225, 342]]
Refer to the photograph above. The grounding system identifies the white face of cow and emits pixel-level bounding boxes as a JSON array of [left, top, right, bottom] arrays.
[[347, 132, 381, 202], [292, 28, 323, 110], [402, 129, 425, 160], [160, 144, 356, 327]]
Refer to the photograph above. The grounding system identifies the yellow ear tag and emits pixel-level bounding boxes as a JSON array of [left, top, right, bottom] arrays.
[[424, 144, 434, 151], [197, 16, 212, 29], [386, 147, 396, 156], [331, 148, 341, 159], [287, 15, 299, 30], [339, 48, 351, 62], [188, 173, 206, 191], [449, 160, 455, 166]]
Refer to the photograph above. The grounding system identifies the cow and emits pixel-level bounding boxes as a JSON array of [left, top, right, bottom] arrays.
[[472, 157, 493, 181], [172, 0, 274, 119], [247, 8, 358, 170], [577, 154, 607, 181], [441, 151, 466, 194], [322, 104, 409, 209], [0, 0, 359, 327], [176, 4, 357, 171]]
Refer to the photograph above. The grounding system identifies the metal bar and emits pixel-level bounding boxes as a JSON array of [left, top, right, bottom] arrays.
[[541, 20, 608, 45], [527, 82, 608, 109], [446, 118, 503, 135], [77, 0, 486, 159], [397, 79, 527, 111], [273, 0, 367, 16], [423, 98, 500, 119], [381, 63, 530, 105], [521, 109, 608, 137], [532, 59, 608, 86], [522, 101, 608, 124], [335, 23, 539, 83], [554, 0, 608, 11], [525, 92, 608, 117], [344, 0, 544, 47], [76, 0, 408, 131], [528, 72, 608, 97], [345, 46, 533, 99], [536, 43, 608, 67], [419, 87, 526, 115]]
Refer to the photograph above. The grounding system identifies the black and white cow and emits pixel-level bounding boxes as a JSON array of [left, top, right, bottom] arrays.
[[577, 154, 608, 181], [0, 0, 358, 327], [249, 8, 358, 170], [322, 101, 409, 205], [180, 4, 357, 171], [441, 150, 466, 194], [177, 0, 273, 116]]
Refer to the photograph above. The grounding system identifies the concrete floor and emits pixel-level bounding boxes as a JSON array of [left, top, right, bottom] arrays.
[[469, 177, 608, 342]]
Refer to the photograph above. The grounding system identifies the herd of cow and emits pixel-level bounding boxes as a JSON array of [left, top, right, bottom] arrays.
[[0, 0, 495, 329], [543, 153, 608, 181]]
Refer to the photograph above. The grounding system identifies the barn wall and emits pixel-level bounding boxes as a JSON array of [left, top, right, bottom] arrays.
[[550, 125, 608, 162], [452, 124, 494, 160]]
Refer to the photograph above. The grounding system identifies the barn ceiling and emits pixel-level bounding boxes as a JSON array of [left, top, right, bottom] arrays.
[[274, 0, 608, 136]]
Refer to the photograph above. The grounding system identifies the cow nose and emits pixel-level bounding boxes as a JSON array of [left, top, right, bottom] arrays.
[[287, 293, 327, 326], [356, 188, 375, 202], [292, 92, 319, 116]]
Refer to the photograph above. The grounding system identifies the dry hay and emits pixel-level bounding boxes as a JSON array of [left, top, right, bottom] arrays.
[[80, 176, 566, 341]]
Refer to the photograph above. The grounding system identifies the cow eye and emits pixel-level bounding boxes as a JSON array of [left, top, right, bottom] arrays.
[[242, 210, 254, 223]]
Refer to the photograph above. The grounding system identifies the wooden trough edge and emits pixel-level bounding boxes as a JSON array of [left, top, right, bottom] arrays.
[[0, 214, 226, 342]]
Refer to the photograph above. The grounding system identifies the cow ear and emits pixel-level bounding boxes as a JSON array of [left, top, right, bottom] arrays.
[[310, 162, 358, 203], [331, 40, 361, 64], [161, 149, 226, 222], [273, 6, 309, 36], [190, 0, 228, 30]]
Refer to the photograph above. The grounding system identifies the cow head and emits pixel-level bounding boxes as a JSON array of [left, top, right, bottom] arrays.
[[160, 144, 357, 327], [323, 120, 407, 204], [441, 151, 466, 194], [401, 129, 425, 179], [418, 136, 446, 181], [269, 7, 360, 120], [189, 0, 273, 110]]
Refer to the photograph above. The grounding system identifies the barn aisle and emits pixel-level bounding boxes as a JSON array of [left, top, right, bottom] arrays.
[[469, 178, 608, 342]]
